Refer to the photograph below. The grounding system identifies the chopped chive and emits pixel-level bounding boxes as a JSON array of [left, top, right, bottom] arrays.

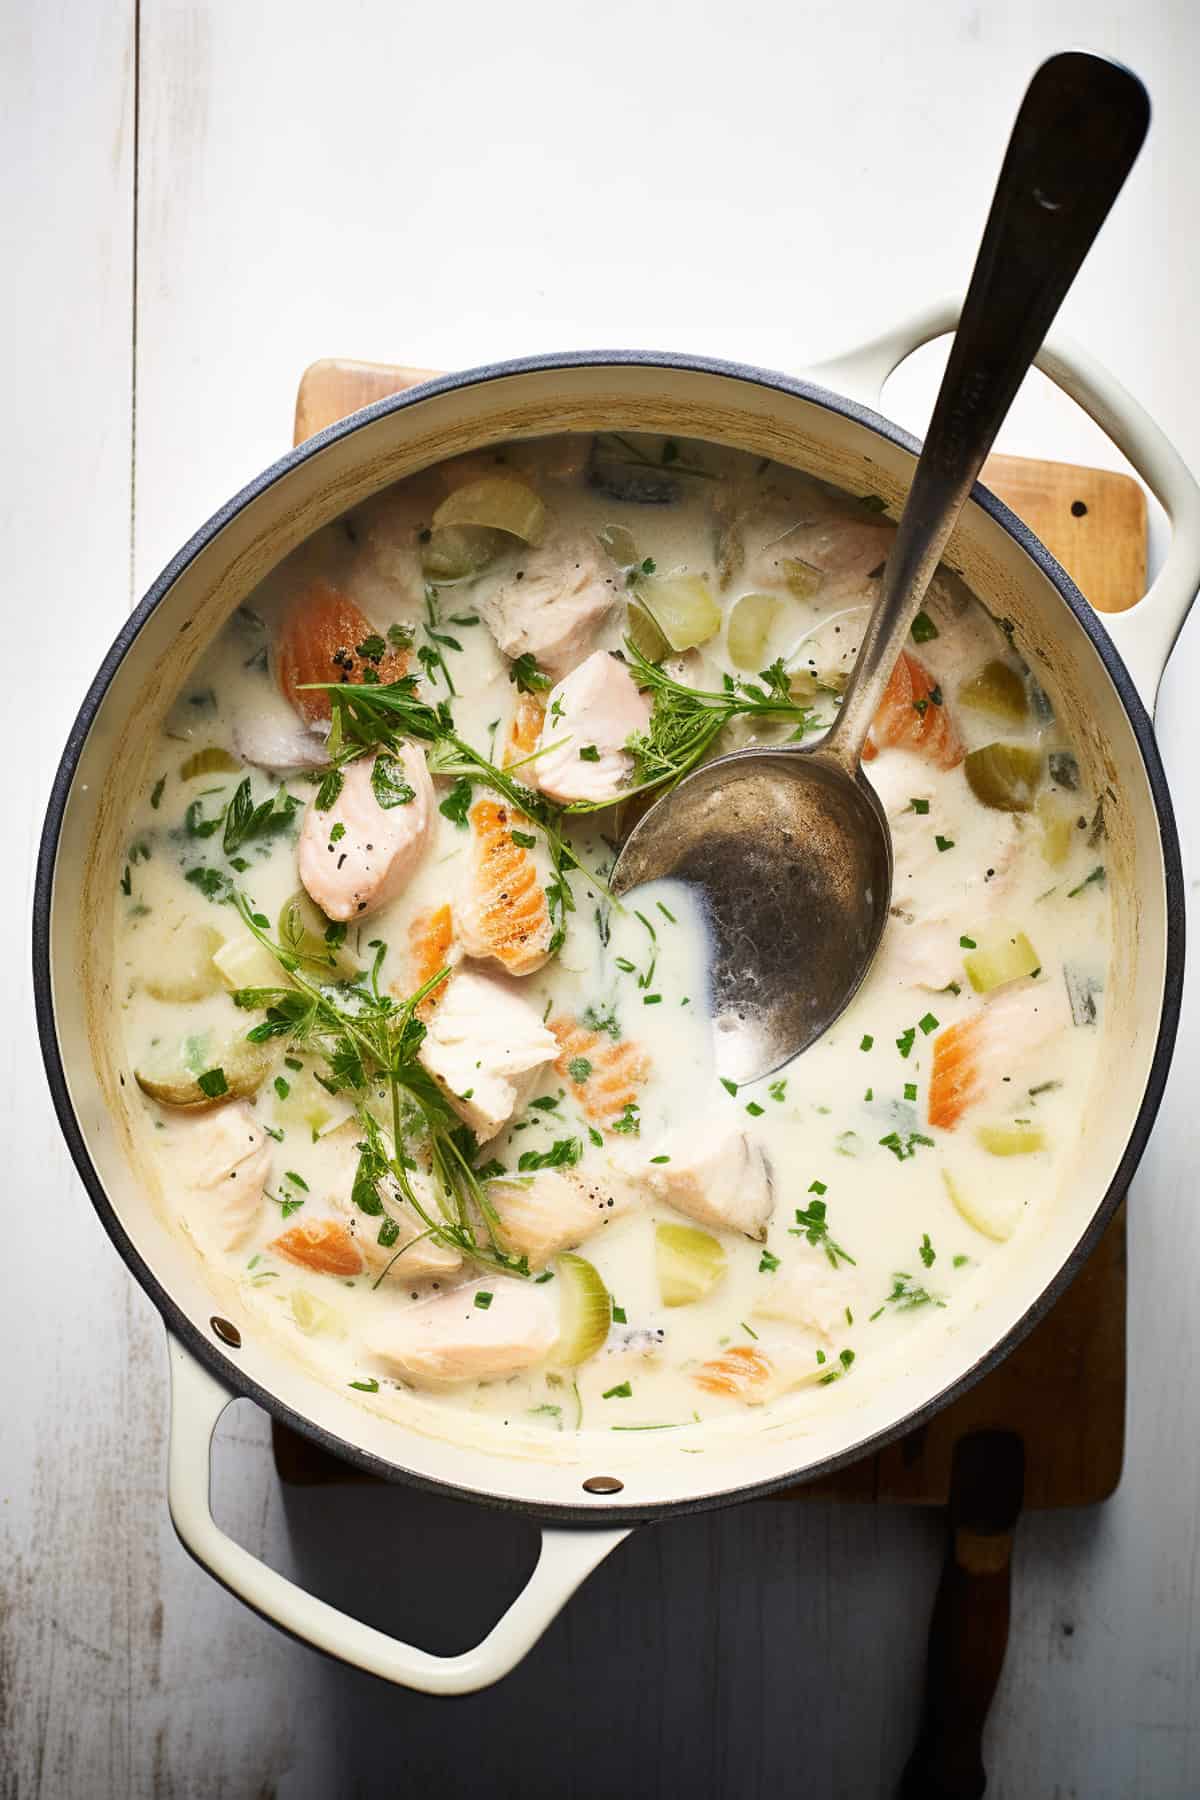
[[474, 1291, 494, 1310], [860, 1035, 874, 1052], [602, 1381, 633, 1400]]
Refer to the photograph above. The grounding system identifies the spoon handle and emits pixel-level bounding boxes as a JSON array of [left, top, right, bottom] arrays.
[[824, 50, 1149, 771]]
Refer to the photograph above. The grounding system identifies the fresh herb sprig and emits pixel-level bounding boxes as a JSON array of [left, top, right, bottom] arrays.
[[562, 642, 821, 811], [229, 894, 528, 1281]]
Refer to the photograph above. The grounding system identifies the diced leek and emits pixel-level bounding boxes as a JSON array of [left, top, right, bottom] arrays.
[[779, 556, 823, 601], [958, 659, 1028, 723], [1036, 793, 1074, 867], [290, 1288, 344, 1337], [274, 1064, 354, 1139], [278, 890, 361, 981], [433, 476, 546, 546], [942, 1169, 1017, 1243], [963, 742, 1043, 812], [134, 1035, 271, 1109], [655, 1222, 727, 1307], [727, 592, 781, 669], [626, 597, 671, 662], [212, 932, 283, 992], [635, 572, 722, 652], [976, 1122, 1047, 1156], [142, 924, 226, 1002], [421, 523, 505, 582], [180, 746, 241, 780], [963, 930, 1040, 994], [597, 522, 638, 567], [552, 1253, 611, 1365]]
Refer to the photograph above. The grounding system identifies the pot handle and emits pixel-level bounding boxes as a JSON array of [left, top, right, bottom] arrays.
[[166, 1334, 630, 1693], [807, 297, 1200, 712]]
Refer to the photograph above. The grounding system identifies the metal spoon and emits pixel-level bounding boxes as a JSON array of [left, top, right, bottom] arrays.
[[610, 51, 1149, 1085]]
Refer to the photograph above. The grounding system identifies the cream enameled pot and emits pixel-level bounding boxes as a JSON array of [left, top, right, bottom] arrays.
[[35, 300, 1200, 1691]]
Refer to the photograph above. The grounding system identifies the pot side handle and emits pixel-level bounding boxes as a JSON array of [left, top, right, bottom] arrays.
[[166, 1333, 630, 1694], [806, 297, 1200, 713]]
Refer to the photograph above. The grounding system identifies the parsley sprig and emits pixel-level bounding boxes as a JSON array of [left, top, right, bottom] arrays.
[[229, 894, 528, 1281]]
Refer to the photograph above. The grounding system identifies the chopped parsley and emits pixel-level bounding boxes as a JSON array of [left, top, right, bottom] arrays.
[[918, 1012, 939, 1035], [474, 1291, 494, 1310], [896, 1027, 916, 1059], [910, 610, 939, 643], [517, 1137, 582, 1172], [790, 1198, 855, 1268], [720, 1077, 739, 1096], [370, 755, 417, 809], [349, 1377, 380, 1393], [878, 1130, 935, 1161], [197, 1068, 228, 1098], [510, 652, 551, 694], [909, 797, 930, 815], [438, 775, 474, 827], [602, 1381, 633, 1400], [759, 1249, 781, 1273], [919, 1233, 936, 1269], [935, 835, 955, 853], [578, 745, 601, 762], [567, 1056, 593, 1082], [860, 1035, 873, 1052]]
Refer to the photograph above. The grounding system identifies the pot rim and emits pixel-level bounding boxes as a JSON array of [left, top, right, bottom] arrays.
[[33, 347, 1186, 1523]]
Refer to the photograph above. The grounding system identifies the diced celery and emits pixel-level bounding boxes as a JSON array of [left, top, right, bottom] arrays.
[[963, 930, 1040, 994], [180, 746, 241, 780], [942, 1169, 1018, 1242], [779, 557, 823, 600], [963, 742, 1043, 812], [432, 475, 546, 545], [958, 659, 1028, 723], [597, 523, 638, 567], [727, 592, 781, 669], [421, 523, 505, 582], [626, 597, 671, 662], [656, 1222, 727, 1307], [134, 1035, 271, 1108], [290, 1288, 344, 1337], [1036, 793, 1075, 867], [975, 1122, 1047, 1156], [143, 924, 226, 1002], [552, 1253, 611, 1365], [635, 572, 722, 651]]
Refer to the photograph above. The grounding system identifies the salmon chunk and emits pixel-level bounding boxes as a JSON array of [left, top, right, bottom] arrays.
[[479, 526, 621, 679], [454, 798, 553, 976], [399, 904, 458, 1019], [533, 651, 652, 805], [418, 969, 559, 1142], [552, 1016, 650, 1129], [928, 984, 1070, 1130], [488, 1167, 642, 1267], [639, 1119, 774, 1240], [863, 650, 964, 769], [332, 1182, 463, 1283], [693, 1344, 776, 1402], [367, 1279, 559, 1385], [173, 1101, 271, 1252], [277, 580, 409, 725], [270, 1219, 364, 1277], [298, 746, 434, 922], [503, 692, 545, 767]]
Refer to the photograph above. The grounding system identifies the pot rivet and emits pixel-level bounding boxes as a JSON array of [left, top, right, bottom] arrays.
[[211, 1316, 242, 1349], [582, 1475, 624, 1495]]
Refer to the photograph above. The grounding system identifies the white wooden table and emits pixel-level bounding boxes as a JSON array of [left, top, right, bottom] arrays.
[[4, 3, 1199, 1793]]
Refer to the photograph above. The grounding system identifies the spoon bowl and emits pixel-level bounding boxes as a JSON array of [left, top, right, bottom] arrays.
[[612, 745, 892, 1083]]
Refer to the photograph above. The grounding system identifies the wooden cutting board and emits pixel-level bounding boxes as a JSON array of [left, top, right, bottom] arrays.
[[272, 356, 1145, 1509]]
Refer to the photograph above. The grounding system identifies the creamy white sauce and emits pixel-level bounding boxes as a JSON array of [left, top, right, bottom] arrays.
[[113, 435, 1111, 1448]]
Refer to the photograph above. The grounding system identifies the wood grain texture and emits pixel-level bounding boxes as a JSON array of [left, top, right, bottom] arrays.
[[9, 2, 1200, 1796]]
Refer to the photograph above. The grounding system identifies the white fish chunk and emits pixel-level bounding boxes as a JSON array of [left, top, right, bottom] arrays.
[[233, 712, 329, 773], [332, 1177, 463, 1283], [635, 1120, 774, 1241], [417, 969, 558, 1142], [745, 509, 894, 608], [533, 651, 652, 805], [298, 745, 434, 922], [488, 1166, 642, 1267], [173, 1101, 271, 1251], [753, 1262, 856, 1338], [367, 1279, 558, 1385], [479, 525, 621, 679]]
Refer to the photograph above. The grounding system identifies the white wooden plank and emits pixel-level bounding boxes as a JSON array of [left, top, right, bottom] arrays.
[[9, 0, 1197, 1793], [0, 1, 140, 1796]]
